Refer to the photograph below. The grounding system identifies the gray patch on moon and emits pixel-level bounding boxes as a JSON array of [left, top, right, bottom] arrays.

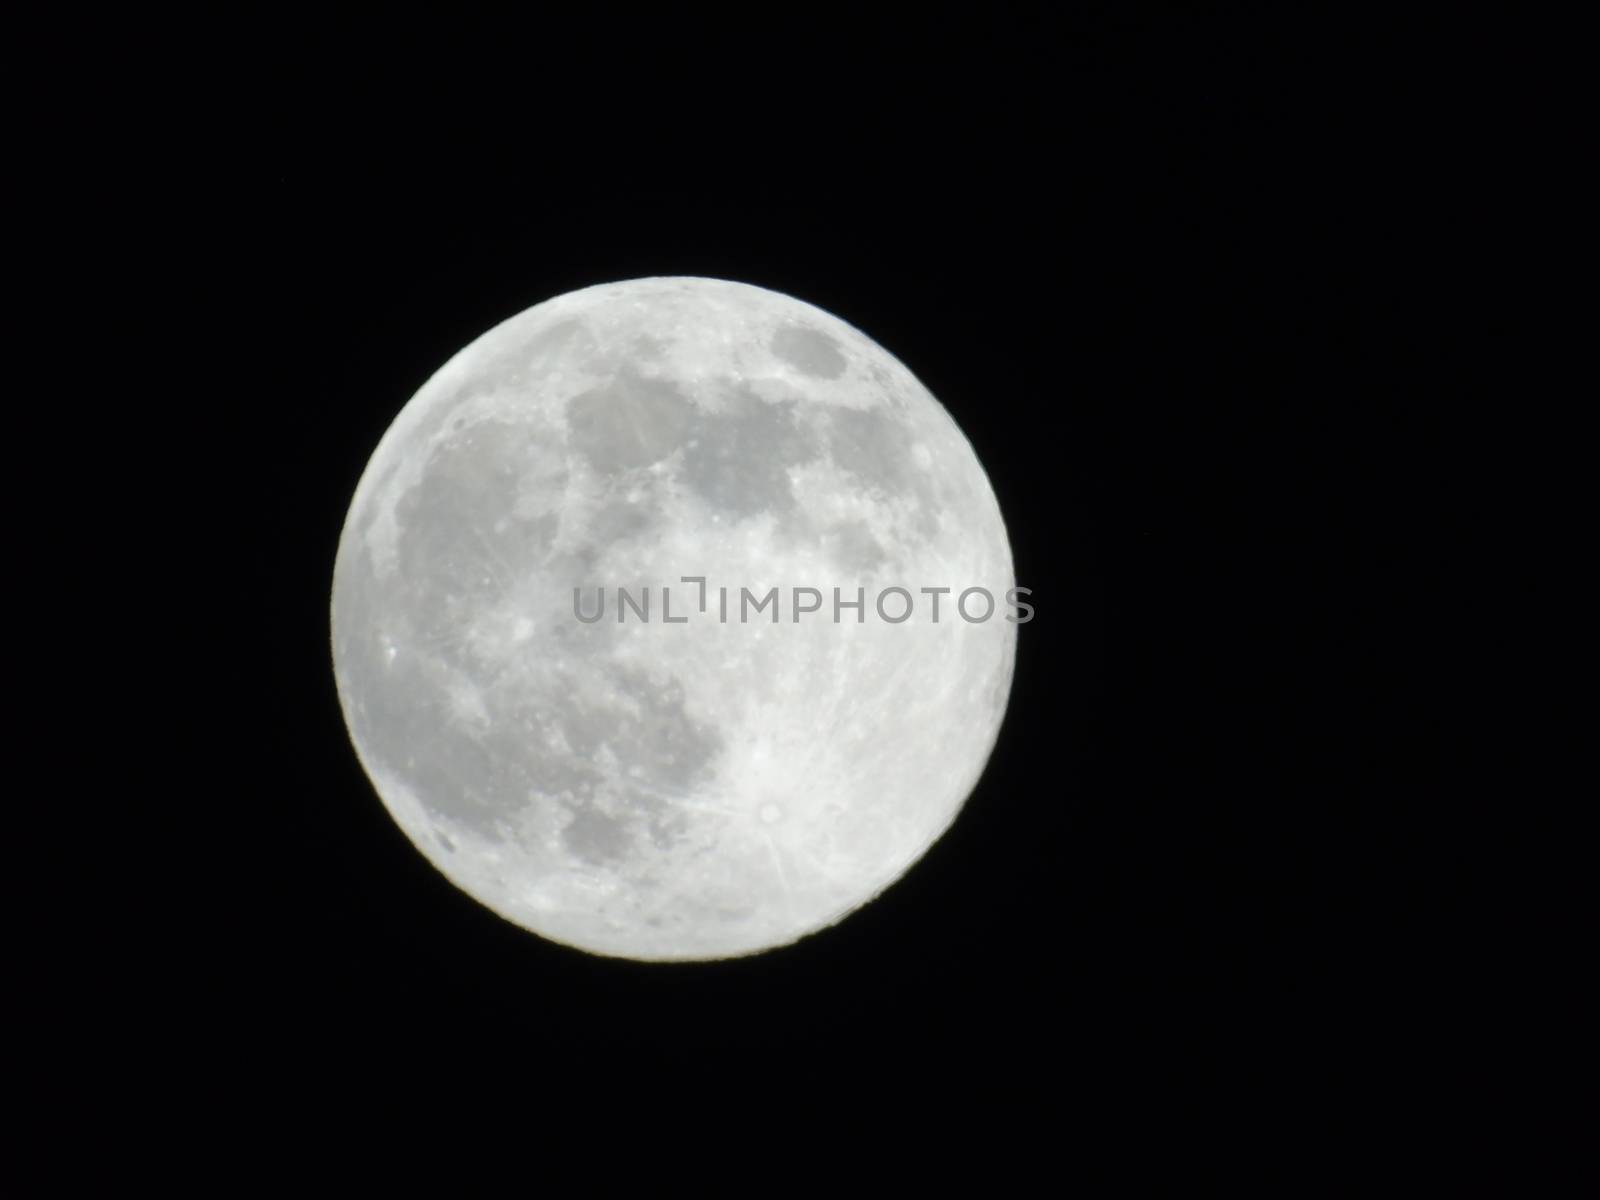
[[823, 405, 948, 545], [560, 666, 722, 798], [516, 316, 587, 371], [344, 655, 539, 839], [338, 554, 726, 850], [680, 385, 819, 518], [826, 406, 919, 496], [391, 418, 564, 634], [629, 333, 668, 362], [821, 520, 888, 572], [824, 406, 943, 542], [584, 494, 659, 549], [567, 370, 696, 473], [552, 666, 723, 864], [561, 806, 633, 865], [771, 322, 847, 379]]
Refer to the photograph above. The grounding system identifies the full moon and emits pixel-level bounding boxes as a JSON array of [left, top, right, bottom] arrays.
[[331, 277, 1016, 960]]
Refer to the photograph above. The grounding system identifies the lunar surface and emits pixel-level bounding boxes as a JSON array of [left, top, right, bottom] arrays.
[[331, 277, 1016, 960]]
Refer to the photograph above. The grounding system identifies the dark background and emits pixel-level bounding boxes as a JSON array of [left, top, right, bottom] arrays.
[[100, 6, 1530, 1153]]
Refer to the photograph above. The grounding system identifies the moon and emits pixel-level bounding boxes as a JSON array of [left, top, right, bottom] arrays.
[[331, 277, 1016, 960]]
